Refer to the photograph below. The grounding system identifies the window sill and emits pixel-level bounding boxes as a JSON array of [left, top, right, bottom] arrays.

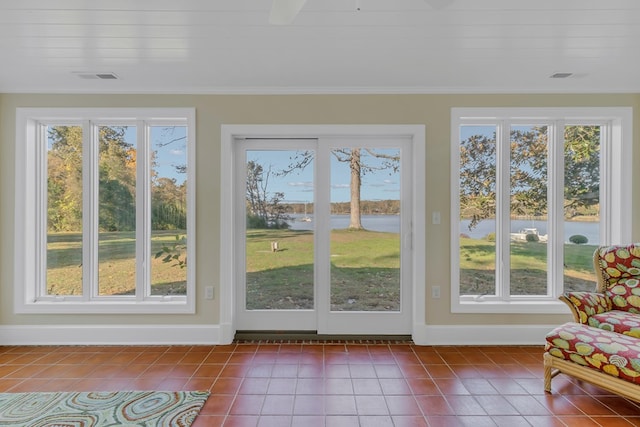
[[452, 299, 571, 314], [14, 300, 195, 315]]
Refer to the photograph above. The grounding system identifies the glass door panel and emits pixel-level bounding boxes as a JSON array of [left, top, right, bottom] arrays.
[[320, 140, 411, 335], [236, 143, 317, 331], [235, 137, 412, 335], [329, 147, 401, 312]]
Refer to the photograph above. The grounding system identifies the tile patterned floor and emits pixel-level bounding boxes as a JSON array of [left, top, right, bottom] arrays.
[[0, 343, 639, 426]]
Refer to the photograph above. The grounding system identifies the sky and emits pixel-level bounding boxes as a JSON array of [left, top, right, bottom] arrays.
[[64, 125, 400, 202], [247, 148, 400, 204], [150, 126, 187, 185], [124, 125, 188, 185]]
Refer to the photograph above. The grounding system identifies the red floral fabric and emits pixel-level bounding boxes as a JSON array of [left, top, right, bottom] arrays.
[[545, 322, 640, 384], [589, 310, 640, 338], [563, 291, 611, 323], [596, 244, 640, 314]]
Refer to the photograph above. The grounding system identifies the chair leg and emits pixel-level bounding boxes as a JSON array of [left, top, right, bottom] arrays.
[[543, 355, 553, 392]]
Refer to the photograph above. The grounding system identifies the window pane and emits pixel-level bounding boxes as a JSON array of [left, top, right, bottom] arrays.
[[563, 125, 600, 292], [245, 150, 315, 310], [330, 147, 401, 312], [151, 126, 188, 296], [509, 125, 548, 296], [46, 125, 83, 296], [459, 126, 497, 296], [98, 126, 137, 296]]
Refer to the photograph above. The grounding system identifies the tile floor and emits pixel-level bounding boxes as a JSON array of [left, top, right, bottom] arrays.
[[0, 342, 639, 426]]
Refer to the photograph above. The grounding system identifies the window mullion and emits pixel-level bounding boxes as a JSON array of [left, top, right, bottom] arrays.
[[83, 121, 99, 301], [496, 121, 511, 300], [548, 121, 564, 297], [600, 121, 613, 244], [315, 141, 330, 331], [35, 122, 49, 301], [136, 121, 150, 301]]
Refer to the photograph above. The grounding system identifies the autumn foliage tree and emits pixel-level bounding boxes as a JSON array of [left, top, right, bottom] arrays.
[[47, 125, 187, 233], [47, 126, 84, 231], [459, 125, 600, 230]]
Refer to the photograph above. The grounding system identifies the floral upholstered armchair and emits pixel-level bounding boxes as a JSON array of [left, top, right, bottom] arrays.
[[559, 244, 640, 339]]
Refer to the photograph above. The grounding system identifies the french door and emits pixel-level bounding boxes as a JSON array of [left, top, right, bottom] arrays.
[[234, 136, 413, 334]]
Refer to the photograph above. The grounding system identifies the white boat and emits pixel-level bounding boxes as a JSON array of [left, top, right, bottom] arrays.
[[299, 202, 312, 222], [510, 227, 548, 242]]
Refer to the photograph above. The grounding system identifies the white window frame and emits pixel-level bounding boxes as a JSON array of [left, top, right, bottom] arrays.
[[451, 107, 633, 314], [14, 108, 196, 314]]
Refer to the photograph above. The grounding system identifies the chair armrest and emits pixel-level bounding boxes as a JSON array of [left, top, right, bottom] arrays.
[[559, 291, 612, 323]]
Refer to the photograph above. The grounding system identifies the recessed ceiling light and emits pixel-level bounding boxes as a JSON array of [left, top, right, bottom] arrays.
[[96, 73, 118, 80], [550, 72, 573, 79], [73, 72, 119, 80]]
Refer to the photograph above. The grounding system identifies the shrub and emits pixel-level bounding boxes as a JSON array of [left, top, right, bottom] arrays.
[[246, 214, 268, 229], [526, 233, 539, 242], [569, 234, 588, 244], [485, 232, 496, 242], [246, 214, 290, 230]]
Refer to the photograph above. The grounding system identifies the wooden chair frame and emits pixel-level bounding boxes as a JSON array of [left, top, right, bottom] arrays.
[[544, 352, 640, 403]]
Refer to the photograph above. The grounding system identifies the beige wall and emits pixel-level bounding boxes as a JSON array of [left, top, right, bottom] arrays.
[[1, 93, 638, 332]]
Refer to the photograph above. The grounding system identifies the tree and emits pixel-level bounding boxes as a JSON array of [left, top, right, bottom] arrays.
[[47, 126, 84, 232], [509, 126, 548, 218], [246, 160, 289, 229], [282, 148, 399, 230], [47, 125, 138, 232], [97, 126, 136, 231], [151, 177, 187, 230], [459, 133, 497, 230], [459, 125, 600, 230], [563, 126, 600, 217], [150, 127, 188, 230]]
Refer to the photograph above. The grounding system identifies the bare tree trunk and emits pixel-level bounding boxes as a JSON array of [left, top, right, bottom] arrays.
[[349, 148, 363, 230]]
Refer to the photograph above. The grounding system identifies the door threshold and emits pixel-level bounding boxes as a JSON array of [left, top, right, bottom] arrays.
[[234, 330, 412, 343]]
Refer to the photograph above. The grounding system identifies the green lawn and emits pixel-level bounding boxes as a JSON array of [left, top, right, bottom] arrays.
[[46, 229, 597, 303], [245, 228, 400, 311], [459, 237, 597, 295], [46, 230, 187, 296]]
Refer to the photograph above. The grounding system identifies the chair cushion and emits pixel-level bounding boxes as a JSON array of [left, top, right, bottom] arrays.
[[563, 291, 611, 323], [588, 310, 640, 338], [596, 244, 640, 314], [545, 322, 640, 384]]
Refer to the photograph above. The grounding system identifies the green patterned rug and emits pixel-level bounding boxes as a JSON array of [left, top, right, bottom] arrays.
[[0, 390, 209, 426]]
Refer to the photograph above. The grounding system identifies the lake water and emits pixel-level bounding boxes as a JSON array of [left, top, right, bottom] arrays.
[[289, 214, 400, 233], [460, 219, 600, 245], [290, 214, 600, 245]]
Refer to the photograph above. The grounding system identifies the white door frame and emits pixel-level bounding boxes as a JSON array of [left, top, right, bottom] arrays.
[[220, 125, 425, 343]]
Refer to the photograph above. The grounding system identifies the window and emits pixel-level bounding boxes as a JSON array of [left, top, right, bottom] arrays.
[[15, 108, 195, 313], [451, 108, 632, 313]]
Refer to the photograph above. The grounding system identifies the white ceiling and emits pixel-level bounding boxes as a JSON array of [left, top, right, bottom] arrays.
[[1, 0, 640, 94]]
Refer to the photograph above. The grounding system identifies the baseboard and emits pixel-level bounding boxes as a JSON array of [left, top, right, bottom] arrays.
[[412, 324, 556, 346], [0, 323, 556, 346], [0, 324, 223, 346]]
